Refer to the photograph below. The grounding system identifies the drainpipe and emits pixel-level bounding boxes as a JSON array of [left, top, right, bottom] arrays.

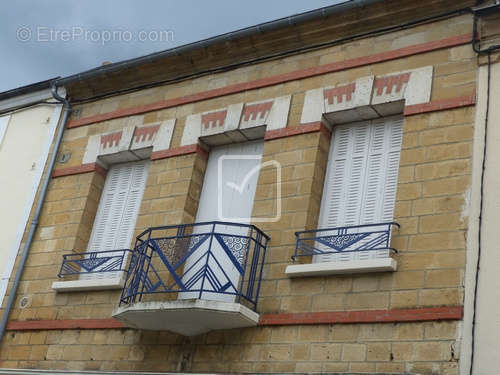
[[0, 83, 70, 342]]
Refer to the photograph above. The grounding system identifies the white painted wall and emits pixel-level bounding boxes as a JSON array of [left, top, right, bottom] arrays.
[[461, 61, 500, 375], [0, 101, 61, 306]]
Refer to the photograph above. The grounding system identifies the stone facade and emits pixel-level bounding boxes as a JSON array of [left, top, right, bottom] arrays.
[[0, 9, 479, 375]]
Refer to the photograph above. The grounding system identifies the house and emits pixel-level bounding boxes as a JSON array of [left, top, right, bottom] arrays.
[[0, 79, 66, 320], [1, 0, 499, 373]]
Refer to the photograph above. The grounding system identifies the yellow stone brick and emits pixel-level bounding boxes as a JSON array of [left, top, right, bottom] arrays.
[[408, 232, 465, 251], [311, 294, 345, 311], [261, 344, 291, 361], [366, 342, 391, 361], [425, 269, 462, 288], [310, 343, 341, 361], [331, 324, 359, 341], [358, 323, 394, 341], [390, 290, 419, 308], [281, 295, 312, 312], [380, 271, 425, 290], [346, 292, 389, 310], [270, 327, 298, 343], [419, 288, 463, 306], [352, 275, 379, 292], [322, 362, 349, 373], [413, 195, 464, 216], [426, 142, 472, 162], [341, 343, 366, 361], [424, 321, 458, 339], [413, 341, 450, 361], [400, 148, 426, 166], [419, 213, 465, 233], [290, 277, 324, 295], [396, 182, 422, 201], [298, 325, 330, 342], [291, 343, 310, 361], [422, 176, 470, 197]]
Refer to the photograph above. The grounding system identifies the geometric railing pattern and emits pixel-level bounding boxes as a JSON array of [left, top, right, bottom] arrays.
[[57, 249, 132, 277], [119, 222, 270, 311], [293, 222, 400, 261]]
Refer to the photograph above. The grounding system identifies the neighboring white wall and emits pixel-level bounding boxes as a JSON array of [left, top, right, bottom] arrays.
[[461, 61, 500, 375], [0, 100, 62, 306]]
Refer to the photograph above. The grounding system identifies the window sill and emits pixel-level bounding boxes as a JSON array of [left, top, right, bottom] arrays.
[[285, 258, 397, 278], [51, 275, 124, 292]]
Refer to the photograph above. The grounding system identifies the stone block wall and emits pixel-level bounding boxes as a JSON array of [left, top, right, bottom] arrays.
[[0, 14, 477, 374]]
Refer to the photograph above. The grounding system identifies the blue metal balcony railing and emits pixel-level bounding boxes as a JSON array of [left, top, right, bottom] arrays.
[[292, 222, 400, 262], [58, 249, 132, 278], [119, 221, 270, 311]]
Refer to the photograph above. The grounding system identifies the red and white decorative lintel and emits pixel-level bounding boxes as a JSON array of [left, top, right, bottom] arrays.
[[300, 66, 433, 128], [82, 118, 176, 167], [181, 96, 291, 146]]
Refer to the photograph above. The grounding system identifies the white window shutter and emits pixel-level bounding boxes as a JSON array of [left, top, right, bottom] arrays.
[[316, 116, 403, 263], [115, 161, 150, 249], [0, 115, 10, 148], [381, 117, 404, 222], [83, 160, 149, 280], [343, 123, 370, 227]]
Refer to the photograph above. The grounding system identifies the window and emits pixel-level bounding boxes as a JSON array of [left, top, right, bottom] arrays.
[[179, 141, 264, 302], [83, 159, 149, 280], [316, 115, 403, 263]]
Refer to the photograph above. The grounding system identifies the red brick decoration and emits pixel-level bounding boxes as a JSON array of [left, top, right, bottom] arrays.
[[133, 124, 160, 143], [52, 163, 107, 178], [259, 306, 464, 326], [374, 72, 411, 96], [67, 34, 473, 128], [150, 144, 208, 161], [5, 307, 463, 331], [99, 131, 122, 149], [404, 94, 476, 116], [201, 110, 227, 130], [265, 122, 327, 140], [242, 101, 273, 121], [6, 318, 125, 331], [324, 83, 356, 105]]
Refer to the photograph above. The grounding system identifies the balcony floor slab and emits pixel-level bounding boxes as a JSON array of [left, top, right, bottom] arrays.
[[112, 298, 259, 336]]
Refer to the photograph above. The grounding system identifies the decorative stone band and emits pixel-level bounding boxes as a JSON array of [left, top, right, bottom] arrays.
[[404, 94, 476, 116], [52, 93, 474, 178], [52, 162, 108, 179], [82, 119, 175, 166], [264, 121, 331, 141], [151, 143, 208, 161], [300, 66, 433, 127], [66, 34, 472, 129], [181, 96, 291, 146], [259, 306, 463, 326], [4, 306, 463, 331]]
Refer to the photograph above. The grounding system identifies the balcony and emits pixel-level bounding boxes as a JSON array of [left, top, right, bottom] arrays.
[[285, 222, 399, 277], [112, 221, 270, 336], [52, 249, 131, 292]]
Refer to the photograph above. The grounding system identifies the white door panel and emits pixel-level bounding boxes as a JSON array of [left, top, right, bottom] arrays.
[[179, 141, 264, 301]]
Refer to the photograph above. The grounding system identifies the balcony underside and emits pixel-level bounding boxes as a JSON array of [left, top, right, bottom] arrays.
[[112, 298, 259, 336]]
